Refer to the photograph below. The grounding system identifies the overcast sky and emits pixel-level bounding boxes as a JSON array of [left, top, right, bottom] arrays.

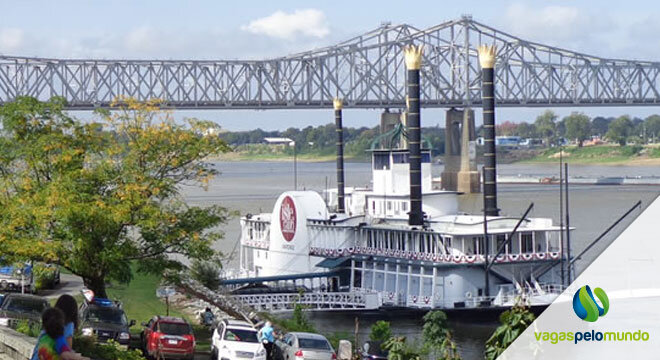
[[3, 0, 660, 130]]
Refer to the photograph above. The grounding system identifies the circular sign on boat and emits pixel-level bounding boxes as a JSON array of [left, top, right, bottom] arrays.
[[280, 196, 297, 242]]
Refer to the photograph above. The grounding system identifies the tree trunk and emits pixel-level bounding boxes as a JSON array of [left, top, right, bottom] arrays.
[[84, 276, 108, 298]]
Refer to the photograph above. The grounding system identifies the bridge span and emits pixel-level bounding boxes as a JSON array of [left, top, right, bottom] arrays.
[[1, 16, 659, 109]]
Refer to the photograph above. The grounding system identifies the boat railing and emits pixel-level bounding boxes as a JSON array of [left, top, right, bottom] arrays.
[[310, 245, 562, 265], [230, 291, 382, 313]]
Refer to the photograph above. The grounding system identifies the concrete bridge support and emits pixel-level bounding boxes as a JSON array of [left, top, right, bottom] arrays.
[[442, 108, 480, 193]]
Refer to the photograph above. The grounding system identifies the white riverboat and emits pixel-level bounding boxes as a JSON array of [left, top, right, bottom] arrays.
[[232, 146, 568, 312]]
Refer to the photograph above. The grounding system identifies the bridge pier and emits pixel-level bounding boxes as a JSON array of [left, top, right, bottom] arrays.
[[442, 108, 480, 193]]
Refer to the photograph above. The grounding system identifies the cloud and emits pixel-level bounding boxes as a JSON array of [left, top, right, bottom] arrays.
[[0, 28, 25, 53], [241, 9, 330, 40], [500, 3, 613, 52]]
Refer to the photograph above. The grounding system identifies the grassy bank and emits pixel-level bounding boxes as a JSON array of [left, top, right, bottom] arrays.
[[519, 145, 660, 164], [106, 272, 212, 352], [212, 143, 369, 162]]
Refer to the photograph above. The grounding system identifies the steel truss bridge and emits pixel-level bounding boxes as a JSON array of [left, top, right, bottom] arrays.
[[2, 16, 660, 110]]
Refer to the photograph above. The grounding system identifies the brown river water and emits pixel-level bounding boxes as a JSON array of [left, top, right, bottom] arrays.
[[182, 161, 659, 359]]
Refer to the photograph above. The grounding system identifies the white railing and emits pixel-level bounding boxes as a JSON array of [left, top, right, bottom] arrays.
[[230, 292, 381, 313], [309, 246, 562, 265]]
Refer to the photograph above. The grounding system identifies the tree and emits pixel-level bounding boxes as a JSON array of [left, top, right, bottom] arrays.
[[484, 305, 536, 360], [563, 112, 592, 147], [645, 115, 660, 142], [382, 336, 422, 360], [513, 122, 537, 139], [534, 110, 558, 145], [422, 310, 461, 360], [0, 96, 232, 297], [369, 320, 393, 343], [591, 116, 612, 137], [606, 115, 633, 146], [495, 121, 518, 136]]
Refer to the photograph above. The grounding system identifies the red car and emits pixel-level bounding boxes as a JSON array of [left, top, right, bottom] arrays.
[[141, 316, 195, 360]]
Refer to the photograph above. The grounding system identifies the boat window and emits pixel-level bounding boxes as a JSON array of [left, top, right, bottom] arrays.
[[353, 270, 362, 288], [387, 201, 392, 211], [496, 234, 507, 254], [411, 266, 421, 274], [393, 153, 409, 163], [472, 236, 485, 255], [521, 233, 534, 253], [402, 202, 408, 212], [421, 152, 431, 163], [373, 153, 390, 170]]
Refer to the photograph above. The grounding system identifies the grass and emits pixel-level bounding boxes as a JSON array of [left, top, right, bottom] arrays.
[[520, 144, 658, 164], [105, 271, 211, 353]]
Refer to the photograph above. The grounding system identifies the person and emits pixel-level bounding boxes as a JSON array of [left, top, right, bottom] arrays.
[[258, 321, 275, 360], [35, 308, 88, 360], [202, 307, 214, 327], [31, 295, 79, 360]]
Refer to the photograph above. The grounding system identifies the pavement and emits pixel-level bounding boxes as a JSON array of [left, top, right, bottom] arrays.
[[39, 273, 85, 299]]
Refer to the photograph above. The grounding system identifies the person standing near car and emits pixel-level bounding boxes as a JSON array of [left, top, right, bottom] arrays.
[[31, 295, 79, 360], [258, 321, 275, 360]]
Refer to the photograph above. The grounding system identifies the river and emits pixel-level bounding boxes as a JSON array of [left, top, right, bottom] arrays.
[[182, 161, 659, 359]]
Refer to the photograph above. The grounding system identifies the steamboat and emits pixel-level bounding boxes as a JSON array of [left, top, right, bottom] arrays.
[[226, 45, 569, 313]]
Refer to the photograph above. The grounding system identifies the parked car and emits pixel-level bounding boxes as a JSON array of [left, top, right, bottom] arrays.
[[0, 293, 49, 328], [358, 341, 388, 360], [79, 297, 135, 346], [0, 264, 35, 293], [141, 316, 195, 360], [211, 319, 266, 360], [275, 332, 336, 360]]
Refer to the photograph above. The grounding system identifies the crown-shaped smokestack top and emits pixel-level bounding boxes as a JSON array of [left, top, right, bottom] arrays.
[[333, 97, 343, 110], [478, 44, 497, 69], [404, 45, 424, 70]]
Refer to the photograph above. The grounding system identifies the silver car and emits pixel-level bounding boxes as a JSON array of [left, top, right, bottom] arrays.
[[276, 332, 336, 360]]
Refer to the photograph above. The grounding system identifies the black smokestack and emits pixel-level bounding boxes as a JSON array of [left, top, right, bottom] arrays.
[[334, 98, 345, 213], [404, 45, 424, 226], [479, 45, 499, 216]]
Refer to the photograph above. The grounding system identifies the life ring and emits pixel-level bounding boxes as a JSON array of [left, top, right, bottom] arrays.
[[465, 291, 472, 299]]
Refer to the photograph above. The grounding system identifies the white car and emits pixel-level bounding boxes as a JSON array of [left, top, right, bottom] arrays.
[[211, 319, 267, 360]]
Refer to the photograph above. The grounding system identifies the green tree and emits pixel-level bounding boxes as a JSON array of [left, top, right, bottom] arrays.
[[0, 96, 232, 297], [513, 122, 537, 139], [563, 112, 592, 147], [606, 115, 633, 146], [484, 305, 536, 360], [645, 115, 660, 143], [422, 310, 461, 360], [369, 320, 393, 343], [534, 110, 558, 145], [382, 336, 422, 360]]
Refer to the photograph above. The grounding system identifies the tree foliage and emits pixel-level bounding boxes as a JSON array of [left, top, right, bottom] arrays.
[[534, 110, 558, 144], [484, 305, 536, 360], [563, 112, 591, 147], [422, 310, 461, 360], [606, 115, 634, 146], [0, 96, 232, 297], [382, 336, 422, 360], [369, 320, 393, 343]]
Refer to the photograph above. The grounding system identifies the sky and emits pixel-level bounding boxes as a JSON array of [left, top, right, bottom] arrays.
[[3, 0, 660, 131]]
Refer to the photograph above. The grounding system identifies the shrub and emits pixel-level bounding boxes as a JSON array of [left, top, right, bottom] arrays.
[[33, 264, 58, 291], [73, 336, 146, 360], [15, 319, 40, 337], [369, 320, 392, 343], [190, 260, 221, 290], [279, 304, 316, 333]]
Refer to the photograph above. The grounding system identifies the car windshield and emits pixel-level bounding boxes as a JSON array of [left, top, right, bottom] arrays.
[[224, 328, 259, 343], [158, 322, 192, 336], [85, 307, 127, 325], [3, 297, 47, 314], [298, 338, 331, 350]]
